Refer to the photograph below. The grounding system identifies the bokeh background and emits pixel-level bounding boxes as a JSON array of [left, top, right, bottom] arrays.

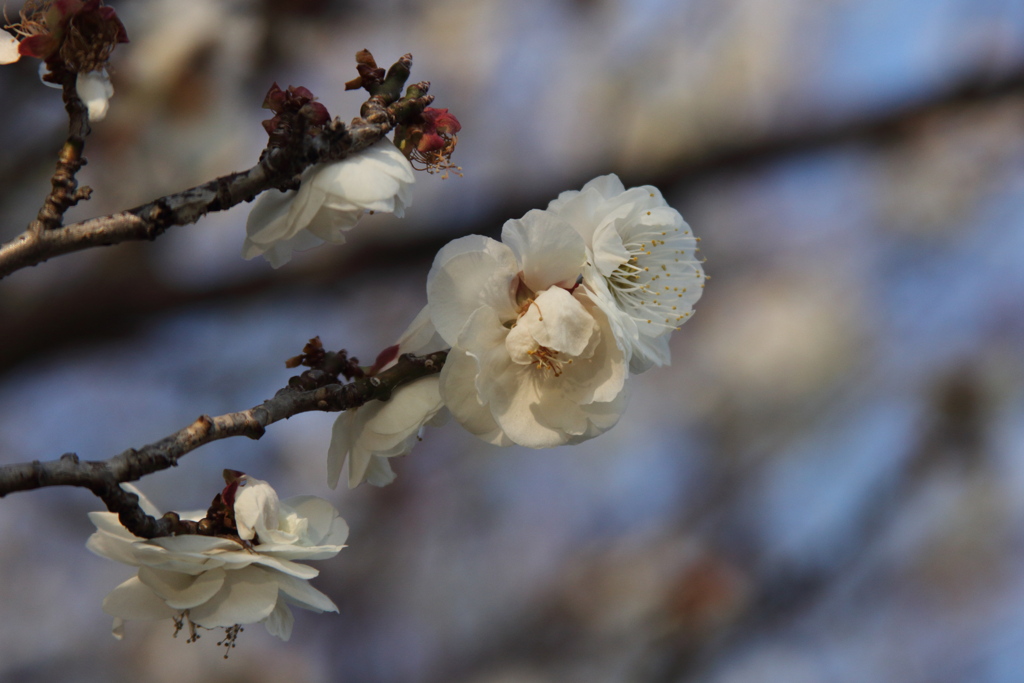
[[1, 0, 1024, 681]]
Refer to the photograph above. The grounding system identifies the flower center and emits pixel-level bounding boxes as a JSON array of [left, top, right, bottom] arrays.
[[527, 345, 572, 377]]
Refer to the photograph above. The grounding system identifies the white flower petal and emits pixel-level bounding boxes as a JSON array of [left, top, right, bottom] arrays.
[[243, 189, 297, 248], [88, 511, 138, 539], [187, 566, 279, 629], [501, 209, 588, 292], [0, 34, 20, 64], [86, 528, 143, 567], [76, 70, 114, 122], [564, 174, 627, 203], [364, 457, 398, 487], [233, 476, 280, 542], [262, 598, 295, 641], [590, 220, 631, 276], [138, 566, 227, 610], [329, 376, 445, 489], [245, 554, 320, 579], [243, 139, 414, 267], [285, 181, 334, 240], [327, 409, 355, 490], [522, 287, 596, 357], [102, 576, 179, 621], [148, 534, 243, 555], [274, 571, 338, 614], [260, 229, 325, 268], [427, 235, 520, 346], [437, 348, 512, 446], [281, 496, 349, 546]]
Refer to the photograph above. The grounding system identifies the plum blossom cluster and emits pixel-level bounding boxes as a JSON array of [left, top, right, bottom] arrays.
[[242, 75, 461, 266], [1, 0, 128, 121], [87, 473, 348, 651], [327, 174, 705, 487], [243, 138, 416, 267], [53, 34, 705, 652]]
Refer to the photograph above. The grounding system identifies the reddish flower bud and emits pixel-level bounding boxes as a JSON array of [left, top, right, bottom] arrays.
[[368, 344, 400, 376], [10, 0, 127, 71], [423, 107, 461, 136], [17, 33, 58, 60], [302, 101, 330, 127], [260, 82, 331, 147], [394, 107, 463, 179], [220, 469, 246, 508]]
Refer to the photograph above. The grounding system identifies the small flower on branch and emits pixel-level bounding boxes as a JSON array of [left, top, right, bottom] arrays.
[[87, 473, 348, 650], [8, 0, 128, 72], [243, 139, 416, 267], [328, 308, 449, 489], [427, 213, 628, 448], [395, 107, 463, 179], [2, 0, 128, 121], [544, 174, 706, 372]]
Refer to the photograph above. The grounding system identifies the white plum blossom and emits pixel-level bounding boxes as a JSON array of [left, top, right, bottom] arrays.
[[2, 44, 115, 122], [75, 69, 114, 121], [545, 174, 704, 373], [328, 307, 449, 489], [427, 210, 628, 448], [243, 139, 415, 268], [328, 376, 447, 488], [86, 477, 348, 643]]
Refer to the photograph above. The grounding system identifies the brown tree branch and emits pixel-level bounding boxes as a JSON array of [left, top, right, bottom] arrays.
[[0, 55, 430, 279], [33, 75, 92, 231], [0, 350, 447, 538]]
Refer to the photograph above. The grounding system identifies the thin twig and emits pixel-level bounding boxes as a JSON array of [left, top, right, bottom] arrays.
[[0, 350, 447, 537]]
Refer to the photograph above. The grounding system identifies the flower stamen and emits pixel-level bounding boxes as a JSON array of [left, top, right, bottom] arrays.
[[527, 345, 571, 376], [603, 220, 701, 332]]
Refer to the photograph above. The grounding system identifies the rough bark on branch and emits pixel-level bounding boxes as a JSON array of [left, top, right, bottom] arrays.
[[0, 351, 447, 538]]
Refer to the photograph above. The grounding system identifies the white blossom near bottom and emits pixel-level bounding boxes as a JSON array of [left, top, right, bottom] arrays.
[[327, 307, 450, 489], [427, 209, 629, 448], [86, 477, 348, 642], [243, 139, 415, 268]]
